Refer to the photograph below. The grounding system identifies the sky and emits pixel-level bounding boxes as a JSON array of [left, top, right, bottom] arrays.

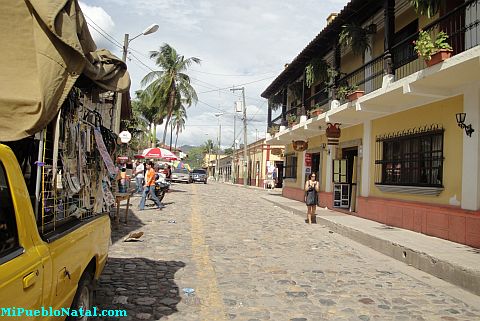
[[79, 0, 348, 148]]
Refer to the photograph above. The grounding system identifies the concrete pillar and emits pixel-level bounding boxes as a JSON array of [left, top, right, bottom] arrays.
[[325, 146, 335, 192], [361, 120, 372, 197], [461, 86, 480, 210]]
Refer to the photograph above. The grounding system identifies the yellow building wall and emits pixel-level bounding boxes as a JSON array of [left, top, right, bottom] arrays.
[[339, 124, 364, 144], [341, 51, 363, 75], [372, 29, 384, 58], [370, 95, 464, 205]]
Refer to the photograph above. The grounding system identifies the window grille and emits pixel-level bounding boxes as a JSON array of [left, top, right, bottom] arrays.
[[284, 154, 297, 179], [374, 125, 444, 187]]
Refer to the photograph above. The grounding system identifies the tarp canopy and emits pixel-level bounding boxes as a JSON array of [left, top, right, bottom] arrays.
[[0, 0, 131, 141]]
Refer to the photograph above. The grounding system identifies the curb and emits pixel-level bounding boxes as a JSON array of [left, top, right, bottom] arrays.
[[262, 195, 480, 297]]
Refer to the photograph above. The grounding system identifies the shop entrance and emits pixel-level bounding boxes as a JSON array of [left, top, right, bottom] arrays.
[[274, 161, 283, 188], [333, 147, 358, 211]]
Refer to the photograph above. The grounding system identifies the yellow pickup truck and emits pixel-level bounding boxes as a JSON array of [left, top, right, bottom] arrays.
[[0, 144, 111, 320]]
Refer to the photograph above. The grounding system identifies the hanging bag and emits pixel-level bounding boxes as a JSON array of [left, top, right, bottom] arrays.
[[305, 182, 317, 206]]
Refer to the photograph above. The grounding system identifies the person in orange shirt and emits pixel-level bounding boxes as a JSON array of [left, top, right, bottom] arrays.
[[138, 161, 165, 210]]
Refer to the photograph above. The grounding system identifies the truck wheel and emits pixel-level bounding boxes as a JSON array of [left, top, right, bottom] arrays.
[[69, 271, 93, 321]]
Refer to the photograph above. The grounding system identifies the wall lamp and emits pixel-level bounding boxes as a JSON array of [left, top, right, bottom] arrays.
[[456, 113, 475, 137]]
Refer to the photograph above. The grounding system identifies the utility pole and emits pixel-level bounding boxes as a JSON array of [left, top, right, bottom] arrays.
[[113, 24, 159, 134], [232, 113, 236, 184], [231, 87, 248, 186], [114, 34, 129, 133]]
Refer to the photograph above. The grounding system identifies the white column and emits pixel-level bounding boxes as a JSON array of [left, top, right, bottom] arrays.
[[361, 120, 372, 197], [301, 150, 307, 189], [461, 86, 480, 210], [325, 146, 335, 192]]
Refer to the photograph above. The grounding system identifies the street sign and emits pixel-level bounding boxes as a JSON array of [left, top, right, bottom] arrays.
[[305, 153, 312, 166], [119, 130, 132, 143]]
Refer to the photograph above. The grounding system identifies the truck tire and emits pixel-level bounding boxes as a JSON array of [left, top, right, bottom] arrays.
[[68, 271, 94, 321]]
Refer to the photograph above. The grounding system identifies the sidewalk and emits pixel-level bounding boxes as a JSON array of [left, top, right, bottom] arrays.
[[225, 182, 480, 296], [256, 189, 480, 296]]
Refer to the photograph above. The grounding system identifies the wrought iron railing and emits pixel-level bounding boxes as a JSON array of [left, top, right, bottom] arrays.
[[337, 54, 385, 99], [374, 125, 444, 187], [393, 0, 479, 80], [268, 0, 479, 131]]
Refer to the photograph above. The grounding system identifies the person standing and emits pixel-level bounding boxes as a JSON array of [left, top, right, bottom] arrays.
[[304, 173, 320, 224], [139, 161, 164, 210], [134, 160, 144, 194]]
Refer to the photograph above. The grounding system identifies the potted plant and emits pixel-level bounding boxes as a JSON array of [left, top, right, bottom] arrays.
[[414, 30, 453, 67], [292, 140, 308, 152], [336, 84, 364, 102], [308, 104, 325, 117], [287, 114, 298, 127], [268, 125, 279, 136], [305, 57, 329, 88], [346, 85, 364, 101], [339, 23, 376, 56], [410, 0, 440, 18]]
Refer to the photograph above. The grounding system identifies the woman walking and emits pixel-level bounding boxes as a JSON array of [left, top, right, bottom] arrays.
[[304, 173, 320, 224]]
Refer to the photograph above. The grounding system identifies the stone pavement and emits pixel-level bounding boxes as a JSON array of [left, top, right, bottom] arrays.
[[257, 188, 480, 297], [94, 182, 480, 321]]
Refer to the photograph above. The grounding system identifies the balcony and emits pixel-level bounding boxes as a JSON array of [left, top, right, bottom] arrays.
[[267, 0, 480, 143]]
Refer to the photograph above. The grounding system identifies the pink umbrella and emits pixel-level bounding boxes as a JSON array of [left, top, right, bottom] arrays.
[[141, 147, 179, 161]]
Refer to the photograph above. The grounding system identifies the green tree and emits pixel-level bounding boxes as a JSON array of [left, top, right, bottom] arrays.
[[132, 89, 165, 147], [202, 139, 216, 154], [184, 146, 205, 169], [171, 104, 187, 150], [141, 43, 200, 145]]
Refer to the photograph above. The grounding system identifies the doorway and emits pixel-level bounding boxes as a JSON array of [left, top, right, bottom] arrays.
[[275, 161, 283, 188], [332, 147, 358, 210]]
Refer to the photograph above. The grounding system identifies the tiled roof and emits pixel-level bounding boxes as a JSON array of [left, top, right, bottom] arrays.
[[261, 0, 383, 98]]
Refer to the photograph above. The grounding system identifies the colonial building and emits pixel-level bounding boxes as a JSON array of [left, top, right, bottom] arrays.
[[263, 0, 480, 247]]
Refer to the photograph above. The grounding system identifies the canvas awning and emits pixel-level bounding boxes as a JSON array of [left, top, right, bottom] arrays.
[[0, 0, 131, 141]]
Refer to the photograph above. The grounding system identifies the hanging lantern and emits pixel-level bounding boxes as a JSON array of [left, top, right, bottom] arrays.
[[326, 123, 341, 145], [292, 140, 308, 152]]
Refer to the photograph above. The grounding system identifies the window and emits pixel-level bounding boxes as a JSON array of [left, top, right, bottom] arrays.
[[375, 127, 444, 187], [284, 154, 297, 179], [0, 163, 20, 259]]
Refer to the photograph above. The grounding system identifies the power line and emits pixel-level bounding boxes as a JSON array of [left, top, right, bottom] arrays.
[[189, 69, 279, 77], [86, 22, 123, 50], [84, 14, 123, 47]]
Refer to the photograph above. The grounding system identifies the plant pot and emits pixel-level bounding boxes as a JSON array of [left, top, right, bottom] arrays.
[[310, 109, 323, 117], [426, 49, 452, 67], [292, 140, 308, 152], [347, 90, 364, 101], [288, 121, 298, 127]]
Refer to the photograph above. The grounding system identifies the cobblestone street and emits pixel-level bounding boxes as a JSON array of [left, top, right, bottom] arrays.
[[95, 182, 480, 321]]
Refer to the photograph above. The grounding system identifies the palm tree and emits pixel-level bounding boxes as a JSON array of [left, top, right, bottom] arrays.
[[171, 104, 187, 150], [141, 43, 200, 144], [135, 89, 166, 147]]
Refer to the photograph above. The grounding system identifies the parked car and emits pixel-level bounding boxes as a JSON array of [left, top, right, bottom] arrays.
[[171, 168, 192, 183], [192, 169, 208, 184]]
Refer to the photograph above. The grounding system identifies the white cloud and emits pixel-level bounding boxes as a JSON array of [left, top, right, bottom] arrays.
[[79, 2, 116, 50], [80, 0, 349, 147]]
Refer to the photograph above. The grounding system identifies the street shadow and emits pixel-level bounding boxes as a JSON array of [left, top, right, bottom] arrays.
[[168, 189, 187, 193], [94, 257, 185, 320], [467, 247, 480, 254], [109, 208, 146, 244]]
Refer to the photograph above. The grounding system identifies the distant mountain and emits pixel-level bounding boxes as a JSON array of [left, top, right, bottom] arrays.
[[178, 145, 198, 152]]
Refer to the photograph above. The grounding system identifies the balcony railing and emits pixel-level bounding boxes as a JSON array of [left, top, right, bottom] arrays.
[[337, 54, 385, 98], [268, 0, 480, 130], [393, 0, 480, 80]]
